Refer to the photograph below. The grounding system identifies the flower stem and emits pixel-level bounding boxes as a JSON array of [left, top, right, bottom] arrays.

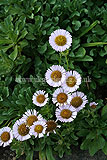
[[65, 55, 69, 70], [56, 130, 64, 141], [59, 52, 62, 65]]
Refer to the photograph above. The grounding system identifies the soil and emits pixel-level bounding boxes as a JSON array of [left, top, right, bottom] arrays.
[[0, 146, 106, 160]]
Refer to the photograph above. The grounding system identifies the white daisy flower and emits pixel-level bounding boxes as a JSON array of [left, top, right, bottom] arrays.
[[45, 120, 61, 136], [89, 102, 98, 109], [49, 29, 72, 52], [13, 119, 31, 141], [0, 127, 13, 147], [55, 105, 77, 122], [52, 87, 71, 106], [22, 109, 44, 127], [32, 90, 49, 107], [45, 65, 66, 87], [62, 70, 82, 92], [29, 120, 47, 138], [68, 91, 88, 112]]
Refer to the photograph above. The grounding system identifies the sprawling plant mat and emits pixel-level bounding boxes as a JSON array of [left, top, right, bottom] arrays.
[[0, 0, 107, 160]]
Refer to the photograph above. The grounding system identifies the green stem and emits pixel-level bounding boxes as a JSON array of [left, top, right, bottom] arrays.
[[82, 42, 107, 47], [79, 20, 100, 38], [56, 130, 64, 141], [65, 55, 69, 70], [59, 52, 62, 65]]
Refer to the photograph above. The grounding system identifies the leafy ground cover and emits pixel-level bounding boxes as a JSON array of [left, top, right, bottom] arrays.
[[0, 0, 107, 160]]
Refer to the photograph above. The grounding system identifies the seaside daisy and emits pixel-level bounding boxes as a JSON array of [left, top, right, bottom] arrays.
[[55, 105, 77, 122], [45, 120, 61, 136], [0, 127, 13, 147], [29, 120, 47, 138], [32, 90, 48, 107], [89, 102, 98, 109], [52, 87, 71, 106], [13, 119, 31, 141], [49, 29, 72, 52], [45, 65, 66, 87], [22, 109, 43, 127], [62, 70, 81, 92], [68, 91, 88, 112]]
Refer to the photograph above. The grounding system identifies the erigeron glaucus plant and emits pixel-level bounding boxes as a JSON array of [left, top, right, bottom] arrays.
[[0, 127, 13, 147], [32, 90, 49, 107], [49, 29, 72, 52]]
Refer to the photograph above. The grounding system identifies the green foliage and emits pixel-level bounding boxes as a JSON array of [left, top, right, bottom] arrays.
[[0, 0, 107, 159]]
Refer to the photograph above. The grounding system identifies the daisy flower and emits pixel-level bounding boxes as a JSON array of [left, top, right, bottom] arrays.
[[29, 120, 47, 138], [45, 120, 61, 136], [32, 90, 48, 107], [45, 65, 66, 87], [49, 29, 72, 52], [52, 87, 71, 106], [89, 102, 98, 109], [13, 119, 31, 141], [22, 109, 43, 127], [55, 105, 77, 122], [68, 91, 88, 112], [0, 127, 13, 147], [62, 70, 81, 92]]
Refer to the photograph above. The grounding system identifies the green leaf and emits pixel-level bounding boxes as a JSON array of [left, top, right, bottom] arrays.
[[75, 55, 93, 61], [101, 105, 107, 116], [26, 150, 33, 160], [37, 44, 47, 54], [75, 47, 86, 58], [39, 150, 46, 160], [46, 146, 55, 160], [79, 20, 100, 38], [0, 51, 14, 75], [72, 20, 81, 31], [17, 29, 28, 41], [9, 45, 18, 61], [82, 42, 107, 47], [19, 40, 28, 48], [92, 25, 105, 35], [89, 136, 105, 156], [34, 5, 41, 13], [0, 39, 12, 45], [102, 142, 107, 155], [2, 87, 9, 97]]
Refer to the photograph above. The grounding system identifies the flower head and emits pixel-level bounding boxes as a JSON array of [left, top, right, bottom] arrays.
[[55, 105, 77, 122], [32, 90, 48, 107], [52, 87, 71, 106], [49, 29, 72, 52], [0, 127, 13, 147], [45, 65, 66, 87], [62, 70, 81, 92], [45, 120, 61, 136], [89, 102, 98, 109], [29, 120, 47, 138], [22, 109, 43, 127], [13, 119, 31, 141], [68, 91, 88, 112]]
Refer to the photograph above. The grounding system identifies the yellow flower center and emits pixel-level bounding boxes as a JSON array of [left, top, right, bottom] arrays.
[[60, 109, 72, 119], [57, 93, 68, 103], [36, 94, 45, 103], [34, 125, 43, 133], [26, 115, 38, 126], [46, 121, 57, 132], [1, 132, 10, 142], [55, 35, 67, 46], [18, 123, 29, 136], [91, 105, 96, 109], [51, 70, 62, 82], [70, 97, 83, 108], [66, 76, 76, 87]]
